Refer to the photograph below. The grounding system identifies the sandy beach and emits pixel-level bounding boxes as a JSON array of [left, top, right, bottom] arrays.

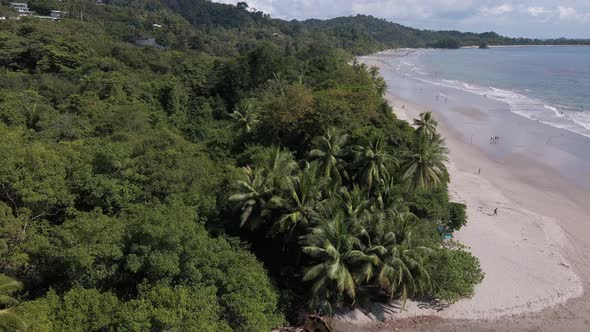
[[332, 52, 590, 331]]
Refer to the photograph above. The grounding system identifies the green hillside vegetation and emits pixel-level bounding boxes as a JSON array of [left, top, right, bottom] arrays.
[[15, 0, 586, 330]]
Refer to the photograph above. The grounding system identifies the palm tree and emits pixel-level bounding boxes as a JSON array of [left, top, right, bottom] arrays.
[[230, 100, 259, 135], [368, 66, 387, 96], [352, 57, 367, 73], [337, 185, 371, 220], [269, 73, 288, 96], [413, 112, 438, 139], [369, 66, 379, 80], [0, 275, 26, 332], [374, 177, 406, 212], [309, 128, 349, 184], [354, 136, 398, 196], [300, 213, 376, 313], [229, 147, 298, 229], [260, 146, 298, 190], [368, 213, 433, 310], [229, 166, 270, 228], [373, 76, 387, 97], [272, 163, 327, 234], [401, 133, 449, 191]]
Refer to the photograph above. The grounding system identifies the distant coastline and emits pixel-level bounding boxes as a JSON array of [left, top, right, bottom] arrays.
[[461, 44, 590, 48]]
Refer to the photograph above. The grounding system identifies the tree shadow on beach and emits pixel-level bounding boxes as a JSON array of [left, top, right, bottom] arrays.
[[361, 302, 404, 322], [415, 296, 450, 312]]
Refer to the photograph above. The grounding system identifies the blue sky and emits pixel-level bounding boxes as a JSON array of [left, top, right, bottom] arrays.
[[212, 0, 590, 39]]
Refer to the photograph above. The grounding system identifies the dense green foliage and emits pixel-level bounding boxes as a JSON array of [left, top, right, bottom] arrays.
[[0, 0, 491, 329], [433, 38, 461, 49], [430, 243, 484, 303], [448, 202, 468, 231]]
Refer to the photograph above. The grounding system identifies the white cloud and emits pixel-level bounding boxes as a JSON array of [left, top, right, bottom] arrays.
[[522, 5, 589, 23], [526, 6, 549, 17], [480, 4, 513, 16], [558, 6, 577, 19]]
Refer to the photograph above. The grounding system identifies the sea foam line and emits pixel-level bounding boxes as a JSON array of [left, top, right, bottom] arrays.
[[392, 58, 590, 138]]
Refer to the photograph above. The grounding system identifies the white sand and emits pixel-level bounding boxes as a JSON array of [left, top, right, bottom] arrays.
[[333, 56, 586, 329]]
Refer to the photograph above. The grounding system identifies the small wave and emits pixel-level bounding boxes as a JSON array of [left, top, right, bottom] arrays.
[[406, 72, 590, 138], [385, 50, 590, 138]]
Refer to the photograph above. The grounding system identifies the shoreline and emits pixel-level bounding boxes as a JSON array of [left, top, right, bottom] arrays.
[[332, 53, 590, 331], [373, 48, 590, 141]]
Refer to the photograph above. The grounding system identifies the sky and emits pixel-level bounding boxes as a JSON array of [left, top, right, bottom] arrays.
[[212, 0, 590, 39]]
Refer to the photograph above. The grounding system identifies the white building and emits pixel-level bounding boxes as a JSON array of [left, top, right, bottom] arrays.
[[9, 2, 33, 16], [50, 10, 67, 19]]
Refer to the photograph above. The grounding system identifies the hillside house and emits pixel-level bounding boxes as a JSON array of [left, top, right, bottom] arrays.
[[9, 2, 33, 16], [50, 10, 67, 19]]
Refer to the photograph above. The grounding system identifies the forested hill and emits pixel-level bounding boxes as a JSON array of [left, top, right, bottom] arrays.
[[4, 0, 587, 56], [152, 1, 590, 53]]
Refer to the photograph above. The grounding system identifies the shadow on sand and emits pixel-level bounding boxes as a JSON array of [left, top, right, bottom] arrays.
[[416, 297, 451, 312]]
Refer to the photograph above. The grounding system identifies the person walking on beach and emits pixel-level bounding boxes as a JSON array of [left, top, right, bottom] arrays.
[[493, 208, 498, 216], [478, 168, 481, 175]]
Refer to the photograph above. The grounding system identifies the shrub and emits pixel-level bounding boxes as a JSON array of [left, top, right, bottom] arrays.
[[430, 246, 484, 303], [448, 202, 467, 231]]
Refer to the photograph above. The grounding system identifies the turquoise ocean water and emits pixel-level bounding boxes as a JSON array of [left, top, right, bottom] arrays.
[[387, 46, 590, 137]]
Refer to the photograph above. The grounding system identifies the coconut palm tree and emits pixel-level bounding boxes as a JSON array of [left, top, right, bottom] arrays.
[[300, 213, 377, 313], [369, 66, 379, 80], [368, 213, 433, 310], [272, 163, 327, 234], [268, 72, 288, 96], [260, 146, 298, 190], [354, 136, 398, 196], [229, 166, 271, 228], [230, 147, 298, 228], [309, 128, 349, 185], [0, 275, 26, 332], [401, 133, 449, 191], [373, 76, 388, 97], [230, 100, 259, 135], [413, 112, 438, 139], [337, 185, 371, 220]]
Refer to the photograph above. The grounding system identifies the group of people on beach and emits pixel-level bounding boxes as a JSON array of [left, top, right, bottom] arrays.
[[435, 95, 448, 103], [490, 136, 500, 144]]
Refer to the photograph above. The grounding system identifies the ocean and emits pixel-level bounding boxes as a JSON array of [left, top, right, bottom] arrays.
[[385, 46, 590, 138]]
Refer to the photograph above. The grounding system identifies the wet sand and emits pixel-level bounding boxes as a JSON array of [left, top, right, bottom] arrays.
[[331, 52, 590, 331]]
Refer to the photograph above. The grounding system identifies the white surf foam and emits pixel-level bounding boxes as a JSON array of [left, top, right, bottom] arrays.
[[390, 53, 590, 138]]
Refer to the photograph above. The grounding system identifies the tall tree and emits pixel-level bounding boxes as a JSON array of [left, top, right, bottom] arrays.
[[369, 213, 433, 310], [230, 100, 259, 135], [401, 133, 449, 191], [413, 112, 438, 139], [0, 275, 26, 331], [309, 128, 349, 185], [354, 136, 397, 196], [300, 213, 375, 313], [272, 163, 327, 234], [229, 166, 270, 228]]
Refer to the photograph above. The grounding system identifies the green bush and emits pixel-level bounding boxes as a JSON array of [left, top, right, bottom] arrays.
[[430, 246, 484, 303], [448, 202, 467, 231]]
